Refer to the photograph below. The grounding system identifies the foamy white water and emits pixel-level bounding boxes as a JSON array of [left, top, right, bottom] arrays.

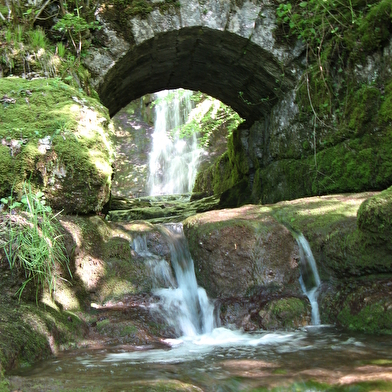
[[148, 89, 203, 195], [133, 224, 215, 336], [296, 233, 321, 325]]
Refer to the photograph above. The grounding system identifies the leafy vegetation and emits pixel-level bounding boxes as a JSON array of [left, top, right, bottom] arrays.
[[276, 0, 392, 124], [1, 182, 71, 302], [178, 92, 243, 148], [0, 0, 105, 93]]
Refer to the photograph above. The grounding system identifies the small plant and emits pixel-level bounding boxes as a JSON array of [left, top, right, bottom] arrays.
[[1, 182, 72, 302], [57, 42, 66, 58], [15, 25, 24, 43], [5, 28, 12, 43], [29, 27, 46, 50], [53, 11, 101, 56]]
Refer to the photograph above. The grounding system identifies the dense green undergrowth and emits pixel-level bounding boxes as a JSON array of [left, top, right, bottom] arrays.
[[276, 0, 392, 120]]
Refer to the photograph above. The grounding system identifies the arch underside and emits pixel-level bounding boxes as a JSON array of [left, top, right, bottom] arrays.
[[98, 27, 302, 124]]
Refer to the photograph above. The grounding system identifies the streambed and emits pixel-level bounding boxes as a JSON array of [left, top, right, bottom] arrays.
[[8, 326, 392, 391]]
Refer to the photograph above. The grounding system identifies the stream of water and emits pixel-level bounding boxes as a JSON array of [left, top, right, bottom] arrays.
[[296, 234, 321, 325], [8, 225, 392, 391]]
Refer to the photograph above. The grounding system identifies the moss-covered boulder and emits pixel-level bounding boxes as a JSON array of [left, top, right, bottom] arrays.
[[271, 193, 392, 278], [259, 297, 310, 330], [320, 277, 392, 334], [0, 77, 114, 213], [357, 186, 392, 245]]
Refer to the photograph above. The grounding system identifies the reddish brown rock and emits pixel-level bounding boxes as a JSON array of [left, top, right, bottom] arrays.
[[183, 205, 302, 299]]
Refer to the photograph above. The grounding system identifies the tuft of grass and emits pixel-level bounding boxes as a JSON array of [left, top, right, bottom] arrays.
[[29, 27, 46, 50], [57, 42, 66, 58], [1, 182, 71, 302]]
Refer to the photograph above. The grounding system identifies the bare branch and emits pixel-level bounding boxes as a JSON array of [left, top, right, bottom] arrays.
[[33, 0, 53, 23]]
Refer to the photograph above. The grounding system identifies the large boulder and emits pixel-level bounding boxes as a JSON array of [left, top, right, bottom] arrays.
[[183, 205, 302, 298], [183, 205, 311, 329], [357, 186, 392, 246], [0, 77, 114, 214]]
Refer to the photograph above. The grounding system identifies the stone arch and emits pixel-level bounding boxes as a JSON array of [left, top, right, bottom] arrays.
[[85, 0, 304, 124]]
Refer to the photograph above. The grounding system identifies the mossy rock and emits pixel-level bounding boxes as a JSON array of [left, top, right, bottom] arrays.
[[259, 297, 310, 330], [0, 77, 114, 213], [193, 125, 251, 201], [357, 186, 392, 245], [255, 129, 392, 205], [271, 192, 392, 277], [320, 277, 392, 334], [0, 297, 86, 372]]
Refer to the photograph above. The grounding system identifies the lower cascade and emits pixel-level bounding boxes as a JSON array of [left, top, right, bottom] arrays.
[[9, 220, 392, 391], [295, 233, 321, 325]]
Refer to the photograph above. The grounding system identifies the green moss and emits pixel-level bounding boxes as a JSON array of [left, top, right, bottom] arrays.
[[337, 301, 392, 334], [0, 299, 85, 372], [379, 79, 392, 122], [0, 77, 113, 213], [358, 0, 392, 53], [0, 145, 15, 196], [347, 86, 381, 134], [96, 319, 110, 333], [256, 127, 392, 205], [357, 186, 392, 244], [119, 325, 138, 336], [193, 127, 251, 206], [261, 297, 309, 330]]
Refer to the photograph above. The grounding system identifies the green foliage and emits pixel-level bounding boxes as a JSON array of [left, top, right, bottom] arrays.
[[276, 0, 392, 125], [28, 27, 47, 50], [176, 92, 243, 148], [1, 182, 71, 302]]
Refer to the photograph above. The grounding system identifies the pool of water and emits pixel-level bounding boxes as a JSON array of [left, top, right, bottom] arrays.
[[8, 325, 392, 391]]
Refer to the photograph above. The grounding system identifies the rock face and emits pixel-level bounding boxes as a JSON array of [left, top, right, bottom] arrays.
[[194, 37, 392, 205], [111, 99, 155, 198], [182, 193, 392, 334], [183, 205, 311, 330], [84, 0, 304, 124]]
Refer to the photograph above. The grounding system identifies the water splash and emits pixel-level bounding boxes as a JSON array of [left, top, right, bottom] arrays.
[[132, 225, 214, 336], [295, 233, 321, 325], [148, 89, 203, 195]]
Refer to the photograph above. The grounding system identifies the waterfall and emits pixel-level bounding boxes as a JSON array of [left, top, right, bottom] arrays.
[[132, 224, 215, 337], [295, 233, 321, 325], [148, 89, 203, 196]]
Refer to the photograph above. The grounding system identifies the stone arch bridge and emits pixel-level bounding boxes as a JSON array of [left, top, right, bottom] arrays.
[[84, 0, 392, 206], [85, 0, 304, 125]]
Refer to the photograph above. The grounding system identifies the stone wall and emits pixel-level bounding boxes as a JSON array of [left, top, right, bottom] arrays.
[[194, 37, 392, 204]]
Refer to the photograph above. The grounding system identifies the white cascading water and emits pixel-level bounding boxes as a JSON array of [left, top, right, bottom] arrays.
[[132, 224, 214, 337], [295, 233, 321, 325], [105, 226, 310, 365], [148, 89, 203, 196]]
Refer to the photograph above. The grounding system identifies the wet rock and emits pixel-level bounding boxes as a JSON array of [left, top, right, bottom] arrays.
[[320, 277, 392, 334], [183, 205, 302, 299]]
